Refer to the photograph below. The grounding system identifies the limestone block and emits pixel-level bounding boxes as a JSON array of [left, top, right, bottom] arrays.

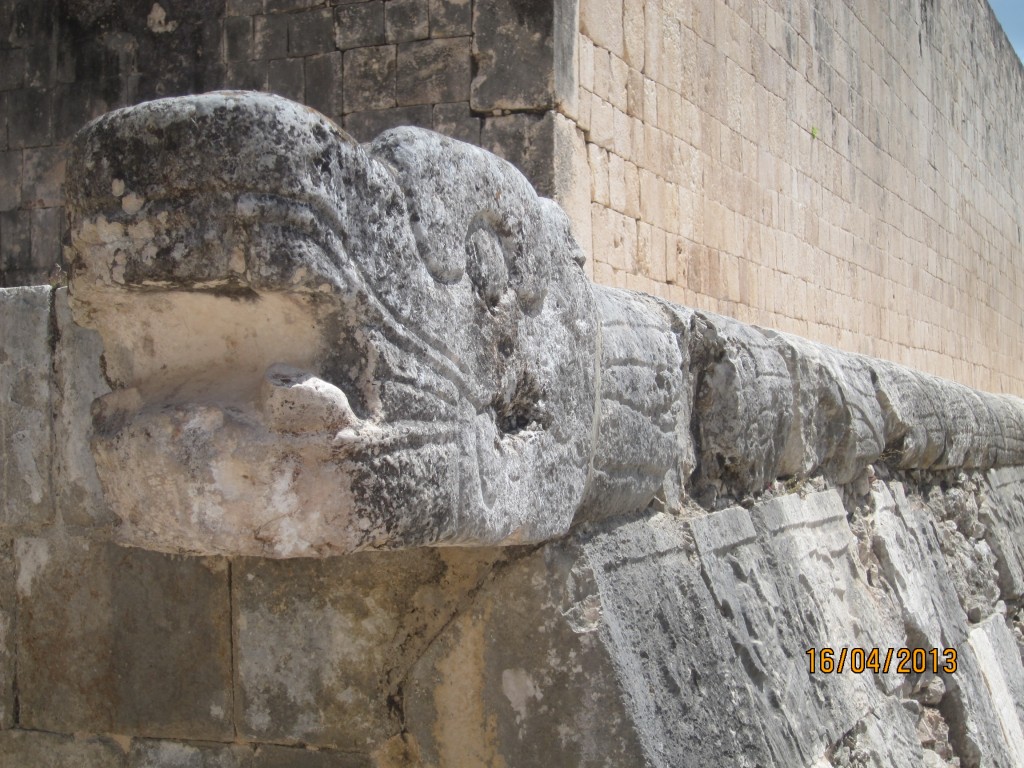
[[334, 2, 385, 50], [0, 542, 13, 730], [385, 0, 429, 43], [0, 286, 53, 533], [287, 8, 335, 56], [396, 37, 471, 106], [480, 112, 557, 196], [0, 150, 23, 212], [471, 0, 577, 113], [0, 731, 126, 767], [15, 537, 233, 739], [869, 361, 947, 469], [304, 52, 344, 124], [53, 288, 115, 529], [235, 547, 502, 749], [343, 46, 396, 112], [981, 466, 1024, 600]]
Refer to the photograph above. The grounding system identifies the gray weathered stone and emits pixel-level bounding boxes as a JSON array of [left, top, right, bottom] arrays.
[[0, 150, 22, 212], [0, 285, 53, 533], [235, 546, 502, 749], [67, 92, 597, 556], [304, 52, 344, 123], [16, 537, 233, 738], [428, 0, 471, 37], [0, 730, 126, 767], [430, 101, 480, 144]]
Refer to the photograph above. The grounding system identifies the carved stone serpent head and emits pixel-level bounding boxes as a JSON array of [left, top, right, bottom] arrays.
[[67, 92, 599, 556]]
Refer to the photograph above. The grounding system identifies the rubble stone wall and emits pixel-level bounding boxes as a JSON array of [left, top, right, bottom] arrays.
[[572, 0, 1024, 394]]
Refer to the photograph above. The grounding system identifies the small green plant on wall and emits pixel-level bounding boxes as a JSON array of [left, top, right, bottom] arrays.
[[811, 126, 819, 140]]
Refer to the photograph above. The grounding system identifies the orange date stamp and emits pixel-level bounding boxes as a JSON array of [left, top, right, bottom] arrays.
[[806, 647, 958, 674]]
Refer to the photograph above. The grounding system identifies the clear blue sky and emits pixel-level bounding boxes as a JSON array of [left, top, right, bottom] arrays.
[[989, 0, 1024, 62]]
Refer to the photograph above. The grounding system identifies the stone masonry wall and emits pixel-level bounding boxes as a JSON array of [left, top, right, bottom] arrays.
[[0, 0, 572, 286], [3, 0, 1024, 395], [3, 281, 1024, 766], [572, 0, 1024, 394]]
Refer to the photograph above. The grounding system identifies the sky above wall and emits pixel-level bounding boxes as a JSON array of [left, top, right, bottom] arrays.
[[989, 0, 1024, 63]]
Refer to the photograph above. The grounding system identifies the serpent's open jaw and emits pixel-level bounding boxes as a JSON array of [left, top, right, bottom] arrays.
[[67, 91, 599, 557]]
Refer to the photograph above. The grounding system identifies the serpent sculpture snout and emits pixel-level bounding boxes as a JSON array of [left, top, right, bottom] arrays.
[[67, 92, 1024, 557]]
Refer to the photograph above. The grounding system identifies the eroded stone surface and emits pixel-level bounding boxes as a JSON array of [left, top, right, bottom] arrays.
[[0, 730, 126, 767]]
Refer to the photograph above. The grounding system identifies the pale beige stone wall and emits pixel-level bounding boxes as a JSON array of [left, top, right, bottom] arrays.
[[569, 0, 1024, 395]]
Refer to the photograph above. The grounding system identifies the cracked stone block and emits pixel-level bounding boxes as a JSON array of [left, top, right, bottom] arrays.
[[968, 614, 1024, 763], [53, 288, 116, 530], [343, 45, 396, 112], [396, 37, 471, 106], [235, 547, 502, 750], [16, 537, 233, 739], [480, 111, 557, 196], [471, 0, 577, 113], [0, 286, 53, 533], [0, 731, 126, 767]]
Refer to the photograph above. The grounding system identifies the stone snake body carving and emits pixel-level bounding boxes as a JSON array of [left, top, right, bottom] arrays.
[[67, 92, 1024, 557]]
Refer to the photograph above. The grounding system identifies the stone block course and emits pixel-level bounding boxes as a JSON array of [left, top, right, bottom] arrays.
[[0, 542, 14, 730], [343, 104, 430, 141]]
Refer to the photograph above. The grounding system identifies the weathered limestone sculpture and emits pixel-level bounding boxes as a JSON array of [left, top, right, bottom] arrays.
[[66, 91, 1024, 558]]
